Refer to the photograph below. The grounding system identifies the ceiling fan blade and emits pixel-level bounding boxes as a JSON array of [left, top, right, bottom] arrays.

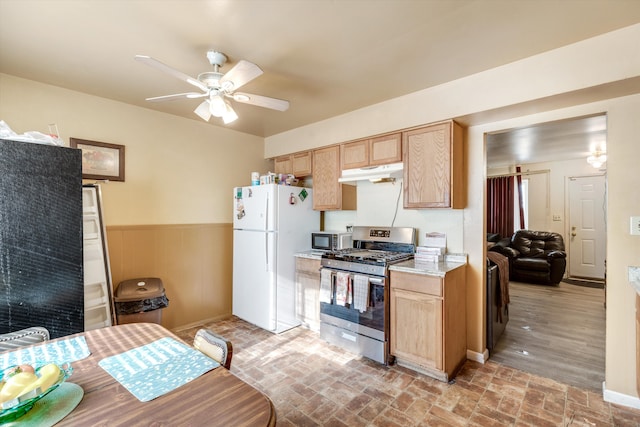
[[220, 60, 263, 91], [145, 92, 207, 102], [135, 55, 209, 92], [232, 92, 290, 111]]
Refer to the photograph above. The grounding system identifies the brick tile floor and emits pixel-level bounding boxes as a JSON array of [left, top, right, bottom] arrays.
[[173, 317, 640, 426]]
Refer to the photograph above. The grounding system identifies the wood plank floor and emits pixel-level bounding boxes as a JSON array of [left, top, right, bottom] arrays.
[[489, 280, 606, 392]]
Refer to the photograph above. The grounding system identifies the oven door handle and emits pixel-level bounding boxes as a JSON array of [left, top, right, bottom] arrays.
[[368, 277, 384, 285]]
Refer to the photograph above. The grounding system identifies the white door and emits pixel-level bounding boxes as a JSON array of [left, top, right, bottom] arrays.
[[232, 229, 277, 331], [233, 185, 276, 231], [568, 175, 606, 279]]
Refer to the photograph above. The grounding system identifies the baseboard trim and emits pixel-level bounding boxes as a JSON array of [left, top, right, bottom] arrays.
[[467, 348, 489, 364], [171, 313, 232, 333], [396, 358, 449, 382], [602, 381, 640, 410]]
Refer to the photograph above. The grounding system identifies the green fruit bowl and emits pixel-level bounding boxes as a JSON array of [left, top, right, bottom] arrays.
[[0, 362, 73, 423]]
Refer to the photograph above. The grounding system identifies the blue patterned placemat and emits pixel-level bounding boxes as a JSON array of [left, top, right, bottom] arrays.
[[1, 336, 90, 370], [98, 337, 219, 402]]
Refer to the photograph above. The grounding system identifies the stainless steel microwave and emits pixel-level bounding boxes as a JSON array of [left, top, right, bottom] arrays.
[[311, 232, 352, 251]]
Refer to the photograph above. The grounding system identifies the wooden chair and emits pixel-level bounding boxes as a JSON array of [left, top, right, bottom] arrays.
[[0, 326, 50, 352], [193, 329, 233, 369]]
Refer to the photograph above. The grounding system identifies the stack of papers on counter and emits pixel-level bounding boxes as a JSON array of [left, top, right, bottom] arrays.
[[415, 247, 444, 263], [416, 232, 447, 263]]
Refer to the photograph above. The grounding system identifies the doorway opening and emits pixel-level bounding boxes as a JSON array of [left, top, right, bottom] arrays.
[[485, 114, 607, 391]]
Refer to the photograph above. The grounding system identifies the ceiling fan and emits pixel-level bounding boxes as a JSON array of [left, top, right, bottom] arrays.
[[135, 51, 289, 124]]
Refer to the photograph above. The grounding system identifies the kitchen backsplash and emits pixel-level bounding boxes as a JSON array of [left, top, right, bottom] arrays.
[[323, 179, 464, 253]]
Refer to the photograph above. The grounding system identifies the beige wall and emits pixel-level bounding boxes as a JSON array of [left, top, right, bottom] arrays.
[[0, 73, 272, 225], [0, 72, 271, 331], [107, 224, 233, 330], [324, 180, 466, 251], [604, 95, 640, 400], [264, 25, 640, 404]]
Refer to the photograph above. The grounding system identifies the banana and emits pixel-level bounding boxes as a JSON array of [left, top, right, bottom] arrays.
[[19, 364, 61, 396], [0, 372, 38, 403]]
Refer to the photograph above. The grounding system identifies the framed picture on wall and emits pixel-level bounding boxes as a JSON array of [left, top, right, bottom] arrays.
[[70, 138, 125, 181]]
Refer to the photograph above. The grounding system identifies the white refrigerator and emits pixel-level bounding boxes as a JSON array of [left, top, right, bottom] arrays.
[[233, 184, 319, 333]]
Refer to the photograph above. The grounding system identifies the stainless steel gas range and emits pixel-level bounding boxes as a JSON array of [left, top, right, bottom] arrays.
[[319, 226, 416, 365]]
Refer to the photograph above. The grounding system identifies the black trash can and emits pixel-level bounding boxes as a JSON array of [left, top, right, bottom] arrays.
[[114, 277, 169, 325]]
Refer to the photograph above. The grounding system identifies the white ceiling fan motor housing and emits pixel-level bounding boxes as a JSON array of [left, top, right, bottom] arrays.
[[198, 71, 223, 88], [199, 51, 228, 89], [206, 51, 227, 67]]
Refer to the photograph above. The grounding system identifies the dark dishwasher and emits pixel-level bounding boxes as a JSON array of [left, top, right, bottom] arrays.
[[486, 260, 509, 353]]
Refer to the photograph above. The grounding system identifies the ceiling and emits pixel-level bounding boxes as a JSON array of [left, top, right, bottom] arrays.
[[1, 1, 639, 164], [486, 114, 608, 169]]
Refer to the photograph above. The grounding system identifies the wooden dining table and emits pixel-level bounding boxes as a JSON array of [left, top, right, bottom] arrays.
[[7, 322, 276, 426]]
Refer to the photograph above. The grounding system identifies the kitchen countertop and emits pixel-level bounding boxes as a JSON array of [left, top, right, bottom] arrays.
[[294, 250, 325, 260], [390, 253, 467, 277], [296, 251, 468, 273], [629, 266, 640, 294]]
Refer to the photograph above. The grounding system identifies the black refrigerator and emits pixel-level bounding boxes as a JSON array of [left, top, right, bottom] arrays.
[[0, 138, 84, 338]]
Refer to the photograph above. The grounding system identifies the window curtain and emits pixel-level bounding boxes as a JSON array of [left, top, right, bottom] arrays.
[[487, 176, 515, 238], [515, 166, 526, 230]]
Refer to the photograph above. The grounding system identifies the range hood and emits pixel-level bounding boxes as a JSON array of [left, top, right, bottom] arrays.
[[338, 162, 403, 183]]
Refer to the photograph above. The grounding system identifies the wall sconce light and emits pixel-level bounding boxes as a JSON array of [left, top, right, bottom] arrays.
[[587, 150, 607, 168]]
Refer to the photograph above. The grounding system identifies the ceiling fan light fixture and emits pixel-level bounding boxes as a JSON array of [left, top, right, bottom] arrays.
[[208, 94, 227, 117], [194, 100, 212, 121], [222, 101, 238, 124]]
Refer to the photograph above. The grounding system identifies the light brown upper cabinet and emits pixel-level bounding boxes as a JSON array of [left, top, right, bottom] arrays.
[[274, 156, 292, 175], [312, 145, 356, 211], [341, 133, 402, 170], [274, 151, 312, 177], [403, 120, 464, 209]]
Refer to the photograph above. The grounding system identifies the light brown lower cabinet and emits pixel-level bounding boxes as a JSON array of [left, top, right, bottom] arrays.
[[390, 266, 466, 382], [295, 256, 321, 332]]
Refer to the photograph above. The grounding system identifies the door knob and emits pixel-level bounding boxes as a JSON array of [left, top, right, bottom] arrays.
[[571, 231, 577, 237]]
